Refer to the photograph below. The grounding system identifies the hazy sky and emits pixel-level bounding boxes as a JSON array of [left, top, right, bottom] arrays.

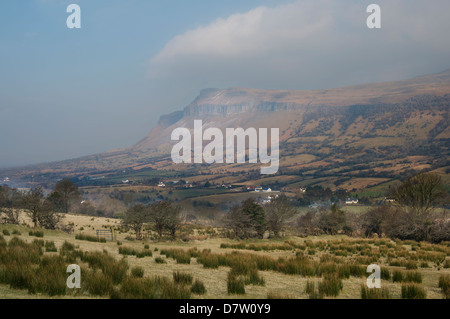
[[1, 0, 450, 168]]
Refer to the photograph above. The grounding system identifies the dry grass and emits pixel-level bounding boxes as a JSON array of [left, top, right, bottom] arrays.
[[0, 214, 449, 299]]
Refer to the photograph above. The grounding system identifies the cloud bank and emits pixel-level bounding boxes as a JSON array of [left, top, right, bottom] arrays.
[[148, 0, 450, 91]]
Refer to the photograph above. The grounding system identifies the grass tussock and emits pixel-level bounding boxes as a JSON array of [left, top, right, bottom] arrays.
[[438, 275, 450, 299], [75, 234, 106, 243], [190, 279, 206, 295], [360, 285, 391, 299], [401, 283, 427, 299]]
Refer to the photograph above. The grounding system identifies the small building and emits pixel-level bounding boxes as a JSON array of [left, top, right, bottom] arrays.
[[254, 186, 263, 192], [122, 179, 129, 184], [157, 182, 166, 187], [299, 187, 307, 193], [262, 187, 272, 193], [345, 198, 359, 204]]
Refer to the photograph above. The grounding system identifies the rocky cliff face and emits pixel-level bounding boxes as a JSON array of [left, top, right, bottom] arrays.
[[178, 69, 450, 118]]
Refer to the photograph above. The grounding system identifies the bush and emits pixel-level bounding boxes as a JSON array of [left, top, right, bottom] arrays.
[[401, 284, 426, 299], [131, 266, 144, 278], [190, 279, 206, 295], [12, 230, 21, 235], [2, 229, 10, 236], [173, 271, 193, 285]]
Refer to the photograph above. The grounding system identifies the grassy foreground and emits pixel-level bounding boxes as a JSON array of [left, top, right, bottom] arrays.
[[0, 214, 449, 299]]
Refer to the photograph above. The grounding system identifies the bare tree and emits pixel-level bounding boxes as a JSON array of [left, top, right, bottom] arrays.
[[164, 203, 182, 240], [224, 204, 252, 239], [50, 179, 81, 213], [148, 201, 182, 240], [0, 186, 20, 224], [264, 195, 295, 237], [388, 172, 446, 214], [22, 187, 61, 229], [122, 204, 148, 240]]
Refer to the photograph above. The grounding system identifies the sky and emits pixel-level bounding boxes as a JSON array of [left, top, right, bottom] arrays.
[[1, 0, 450, 168]]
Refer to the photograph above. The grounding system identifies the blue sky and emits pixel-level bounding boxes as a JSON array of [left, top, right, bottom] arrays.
[[1, 0, 450, 168]]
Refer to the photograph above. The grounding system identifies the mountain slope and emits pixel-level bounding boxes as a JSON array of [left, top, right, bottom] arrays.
[[2, 69, 450, 189]]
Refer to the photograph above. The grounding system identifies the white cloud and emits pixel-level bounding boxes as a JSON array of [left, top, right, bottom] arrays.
[[148, 0, 450, 91]]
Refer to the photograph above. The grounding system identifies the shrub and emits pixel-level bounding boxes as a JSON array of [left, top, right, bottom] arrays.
[[401, 284, 426, 299], [2, 229, 10, 236], [12, 230, 21, 235], [190, 279, 206, 295], [173, 271, 193, 285], [131, 266, 144, 278]]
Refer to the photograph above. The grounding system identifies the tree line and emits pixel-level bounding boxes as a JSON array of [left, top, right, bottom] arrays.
[[297, 173, 449, 243], [122, 201, 182, 240], [0, 179, 81, 230]]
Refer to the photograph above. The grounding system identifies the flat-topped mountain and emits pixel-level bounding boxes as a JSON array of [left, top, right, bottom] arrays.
[[2, 69, 450, 189]]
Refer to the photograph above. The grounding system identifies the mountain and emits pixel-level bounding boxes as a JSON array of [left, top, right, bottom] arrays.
[[2, 69, 450, 190]]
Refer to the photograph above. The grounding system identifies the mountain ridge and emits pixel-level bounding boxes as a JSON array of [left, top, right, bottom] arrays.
[[1, 69, 450, 188]]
